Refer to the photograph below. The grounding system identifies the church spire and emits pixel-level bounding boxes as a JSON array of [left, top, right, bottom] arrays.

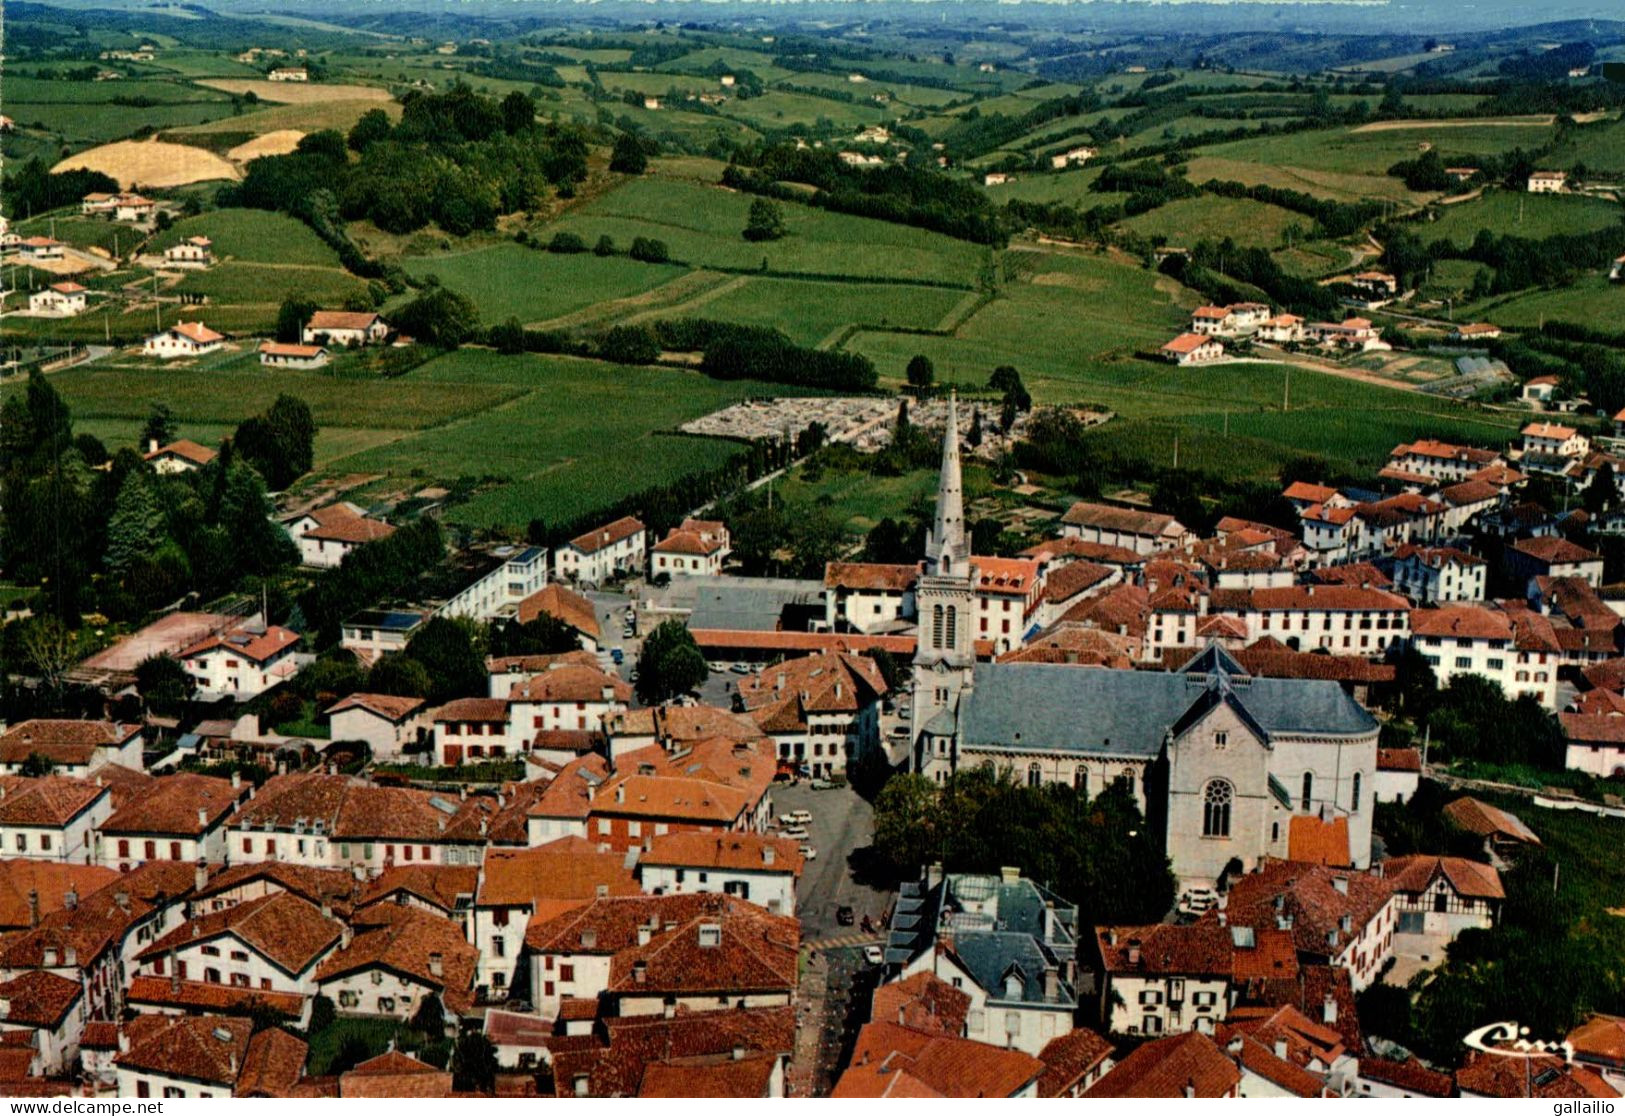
[[926, 390, 965, 573]]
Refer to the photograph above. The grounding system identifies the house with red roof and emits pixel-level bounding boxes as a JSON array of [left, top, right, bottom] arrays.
[[301, 310, 389, 347], [1382, 854, 1503, 954], [1568, 1013, 1625, 1092], [1391, 544, 1486, 603], [1409, 604, 1561, 710], [27, 282, 88, 317], [314, 904, 478, 1020], [1208, 583, 1410, 656], [1091, 921, 1238, 1037], [1086, 1030, 1241, 1097], [735, 649, 888, 778], [1161, 331, 1225, 365], [514, 584, 602, 651], [650, 518, 731, 578], [134, 890, 343, 1004], [833, 1020, 1045, 1097], [1522, 420, 1589, 459], [282, 502, 395, 569], [0, 721, 144, 778], [0, 971, 85, 1074], [257, 340, 328, 369], [17, 236, 64, 261], [638, 832, 803, 915], [823, 561, 919, 633], [323, 693, 427, 760], [177, 624, 302, 699], [143, 438, 217, 475], [142, 321, 224, 360], [1061, 500, 1191, 556], [1374, 746, 1421, 803], [1507, 534, 1604, 590], [538, 1006, 795, 1097], [163, 236, 213, 269], [553, 516, 646, 586], [0, 776, 112, 864], [1225, 860, 1397, 991], [96, 772, 248, 870]]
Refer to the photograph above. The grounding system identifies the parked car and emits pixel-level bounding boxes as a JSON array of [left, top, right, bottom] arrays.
[[782, 826, 809, 841], [799, 845, 817, 860], [809, 778, 833, 791], [778, 812, 801, 827], [610, 648, 624, 665], [836, 905, 855, 927], [785, 809, 812, 826], [729, 662, 752, 674], [1179, 886, 1220, 915], [863, 945, 885, 965]]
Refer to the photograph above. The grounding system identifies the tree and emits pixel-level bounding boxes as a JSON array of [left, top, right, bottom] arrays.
[[394, 286, 481, 347], [367, 654, 432, 698], [489, 614, 579, 656], [18, 752, 55, 778], [347, 108, 393, 152], [489, 317, 525, 355], [500, 91, 536, 134], [609, 132, 648, 174], [275, 295, 318, 345], [410, 991, 446, 1035], [1583, 460, 1616, 516], [742, 198, 786, 242], [215, 463, 300, 579], [548, 231, 586, 254], [634, 620, 709, 705], [593, 235, 615, 257], [905, 354, 935, 393], [140, 402, 177, 450], [450, 1032, 498, 1093], [19, 617, 76, 700], [597, 325, 660, 365], [629, 237, 669, 263], [406, 617, 487, 704], [234, 395, 317, 491], [105, 471, 166, 577], [307, 994, 337, 1035], [872, 774, 938, 877]]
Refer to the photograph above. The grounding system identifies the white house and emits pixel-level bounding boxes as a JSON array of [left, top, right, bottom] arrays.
[[282, 502, 394, 569], [324, 694, 427, 760], [1092, 922, 1239, 1037], [144, 439, 216, 474], [1256, 314, 1306, 344], [142, 321, 224, 360], [1528, 171, 1567, 193], [259, 341, 329, 369], [176, 625, 302, 699], [1390, 545, 1486, 603], [96, 773, 246, 871], [437, 546, 546, 621], [302, 310, 389, 347], [340, 610, 428, 666], [824, 562, 917, 633], [1382, 854, 1502, 956], [0, 720, 145, 778], [1209, 584, 1411, 656], [113, 194, 157, 222], [1060, 501, 1189, 556], [0, 971, 85, 1076], [1408, 605, 1558, 709], [18, 237, 65, 261], [133, 890, 342, 998], [1522, 421, 1589, 459], [0, 777, 112, 863], [268, 67, 308, 81], [1050, 145, 1095, 169], [650, 518, 730, 578], [1162, 333, 1225, 365], [114, 1015, 254, 1099], [28, 282, 88, 317], [314, 905, 476, 1020], [553, 517, 645, 586], [638, 832, 802, 916], [162, 237, 212, 269]]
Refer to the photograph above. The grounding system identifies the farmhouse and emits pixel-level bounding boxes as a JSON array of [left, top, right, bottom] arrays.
[[282, 502, 395, 568], [1382, 854, 1502, 952], [177, 624, 302, 699], [1448, 322, 1501, 343], [163, 237, 213, 268], [1256, 314, 1306, 343], [1527, 170, 1567, 193], [1522, 374, 1561, 404], [28, 282, 88, 317], [1521, 421, 1589, 458], [257, 341, 330, 370], [113, 194, 156, 222], [302, 310, 389, 347], [142, 321, 224, 360], [1161, 333, 1225, 365], [1348, 272, 1398, 301], [1062, 501, 1190, 555], [1310, 318, 1383, 352], [144, 438, 216, 474], [983, 172, 1012, 186], [651, 519, 730, 577], [554, 516, 646, 586], [268, 67, 308, 81], [323, 693, 427, 760], [18, 237, 65, 261], [1050, 145, 1096, 169], [1383, 439, 1503, 485]]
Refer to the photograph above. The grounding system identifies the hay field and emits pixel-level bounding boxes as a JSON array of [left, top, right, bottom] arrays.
[[226, 130, 305, 162], [52, 139, 241, 188], [196, 78, 393, 104]]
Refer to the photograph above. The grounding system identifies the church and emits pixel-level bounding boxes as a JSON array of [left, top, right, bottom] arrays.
[[907, 395, 1381, 891]]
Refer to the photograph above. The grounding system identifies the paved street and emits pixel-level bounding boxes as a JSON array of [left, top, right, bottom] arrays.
[[774, 781, 893, 940]]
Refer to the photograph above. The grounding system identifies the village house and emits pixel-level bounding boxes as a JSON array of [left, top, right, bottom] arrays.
[[282, 502, 394, 568], [0, 721, 144, 778], [177, 624, 302, 699], [501, 662, 630, 754], [1162, 332, 1225, 365], [324, 694, 426, 760], [835, 1020, 1044, 1098], [1373, 747, 1420, 803], [1390, 545, 1486, 603], [1507, 535, 1604, 590], [17, 237, 64, 262], [1527, 170, 1567, 193], [0, 777, 112, 864], [133, 890, 342, 1004], [302, 310, 389, 347], [884, 868, 1081, 1056], [27, 282, 88, 317], [1061, 501, 1190, 556], [114, 1015, 256, 1099], [537, 1005, 795, 1097], [314, 904, 477, 1020], [1568, 1015, 1625, 1093], [1449, 321, 1502, 343], [1381, 854, 1503, 957], [340, 609, 427, 666], [1224, 861, 1397, 991], [97, 773, 247, 870], [144, 438, 216, 474], [523, 891, 798, 1021], [1408, 605, 1560, 709], [1256, 314, 1306, 344], [650, 518, 730, 578], [823, 562, 917, 633], [162, 237, 212, 269], [972, 555, 1044, 654], [268, 66, 308, 81], [1458, 1052, 1617, 1099], [0, 970, 86, 1076], [437, 546, 546, 621], [1384, 439, 1504, 485], [1310, 317, 1385, 351], [1090, 921, 1239, 1037], [554, 516, 646, 586], [258, 341, 329, 369], [1086, 1031, 1241, 1098], [586, 738, 776, 854], [637, 832, 802, 916], [142, 321, 224, 360], [735, 650, 888, 779], [1050, 145, 1096, 169], [1209, 584, 1411, 656], [1347, 272, 1399, 304], [470, 837, 638, 998], [1522, 421, 1589, 459]]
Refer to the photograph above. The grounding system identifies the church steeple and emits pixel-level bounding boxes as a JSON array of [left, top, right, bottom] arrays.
[[925, 391, 965, 574]]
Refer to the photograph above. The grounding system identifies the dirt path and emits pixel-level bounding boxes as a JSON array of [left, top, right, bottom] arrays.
[[525, 270, 735, 332], [1352, 115, 1555, 132], [1244, 349, 1423, 392]]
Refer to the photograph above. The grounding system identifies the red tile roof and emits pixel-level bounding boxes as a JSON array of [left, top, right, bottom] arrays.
[[324, 693, 426, 723], [170, 321, 223, 345], [1381, 854, 1503, 900], [259, 342, 326, 359], [834, 1022, 1043, 1098], [640, 832, 803, 876], [315, 905, 477, 1013], [307, 310, 382, 332], [1409, 605, 1513, 640], [139, 891, 341, 974], [1361, 1056, 1454, 1096], [101, 773, 243, 836], [509, 663, 630, 705], [689, 628, 916, 657], [1443, 797, 1541, 843], [0, 972, 81, 1028], [114, 1015, 252, 1087], [637, 1051, 779, 1097], [0, 720, 139, 765], [126, 976, 305, 1020], [1458, 1052, 1618, 1098], [476, 836, 638, 912], [1087, 1031, 1239, 1098], [300, 503, 394, 545], [1288, 815, 1351, 867], [1062, 501, 1182, 537], [144, 439, 217, 466], [179, 625, 299, 663], [1163, 332, 1218, 355], [567, 516, 645, 555], [0, 861, 118, 930], [234, 1028, 308, 1097], [824, 562, 918, 592], [1569, 1014, 1625, 1071], [1036, 1026, 1115, 1097], [870, 972, 971, 1038], [1096, 921, 1234, 977], [340, 1051, 452, 1098], [1225, 861, 1395, 959], [652, 529, 723, 557], [1377, 746, 1421, 772], [356, 864, 479, 915], [0, 776, 107, 827], [1513, 536, 1600, 565], [545, 1007, 795, 1098], [515, 583, 600, 639]]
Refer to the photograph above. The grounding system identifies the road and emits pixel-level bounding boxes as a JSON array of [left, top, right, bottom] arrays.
[[774, 781, 893, 942]]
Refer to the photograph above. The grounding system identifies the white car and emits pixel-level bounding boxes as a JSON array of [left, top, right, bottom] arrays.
[[799, 845, 817, 860], [785, 809, 812, 826], [1179, 887, 1220, 915], [863, 945, 885, 965], [782, 827, 809, 842]]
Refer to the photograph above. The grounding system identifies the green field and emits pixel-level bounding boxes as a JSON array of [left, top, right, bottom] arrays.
[[640, 275, 973, 347], [328, 350, 825, 529], [1119, 194, 1307, 249], [1470, 274, 1625, 330], [1420, 190, 1623, 249], [13, 214, 137, 257], [1198, 121, 1554, 178], [148, 210, 343, 266], [401, 243, 687, 326], [1183, 154, 1416, 204], [539, 176, 986, 286], [172, 262, 367, 307], [6, 100, 242, 145]]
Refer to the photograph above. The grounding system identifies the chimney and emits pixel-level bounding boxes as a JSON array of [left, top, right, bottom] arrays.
[[926, 862, 943, 890], [1127, 940, 1142, 966], [65, 946, 77, 967], [1275, 1038, 1288, 1060], [732, 1046, 746, 1062], [64, 887, 78, 912], [999, 866, 1020, 884], [115, 890, 130, 913], [1322, 994, 1338, 1025], [1217, 911, 1227, 928], [637, 927, 652, 947], [277, 760, 286, 776], [27, 889, 39, 929], [762, 845, 775, 866], [118, 1029, 130, 1054], [147, 437, 159, 455], [229, 1053, 238, 1076], [1105, 929, 1117, 947], [0, 998, 8, 1020], [1331, 876, 1349, 896], [428, 953, 443, 978], [321, 900, 332, 920], [1043, 965, 1059, 1000], [198, 807, 209, 827], [615, 785, 625, 804], [1184, 1079, 1196, 1099], [341, 925, 353, 949], [231, 771, 241, 790], [633, 961, 647, 984], [195, 862, 208, 892], [170, 960, 180, 995]]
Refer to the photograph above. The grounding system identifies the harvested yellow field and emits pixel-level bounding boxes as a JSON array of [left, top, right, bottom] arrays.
[[1352, 115, 1555, 132], [53, 139, 241, 189], [196, 78, 393, 104], [173, 99, 402, 137], [227, 129, 304, 163]]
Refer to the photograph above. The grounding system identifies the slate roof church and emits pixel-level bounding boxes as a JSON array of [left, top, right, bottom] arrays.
[[907, 396, 1380, 890]]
